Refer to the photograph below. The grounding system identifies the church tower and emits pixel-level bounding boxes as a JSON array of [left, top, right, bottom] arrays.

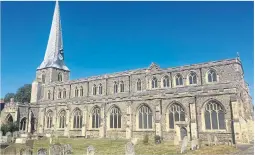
[[31, 1, 70, 103]]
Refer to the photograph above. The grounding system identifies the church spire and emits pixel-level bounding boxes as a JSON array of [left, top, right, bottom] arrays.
[[37, 0, 69, 71]]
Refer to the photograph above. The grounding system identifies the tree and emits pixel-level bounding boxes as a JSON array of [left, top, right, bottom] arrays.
[[0, 121, 19, 135], [4, 93, 15, 102], [15, 84, 31, 103]]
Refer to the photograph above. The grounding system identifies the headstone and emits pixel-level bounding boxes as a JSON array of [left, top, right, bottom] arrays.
[[63, 144, 72, 155], [131, 138, 138, 145], [214, 136, 218, 145], [6, 132, 12, 137], [87, 145, 95, 155], [174, 135, 179, 145], [13, 131, 18, 138], [125, 142, 135, 155], [191, 139, 199, 150], [0, 131, 3, 137], [38, 148, 47, 155], [180, 136, 188, 154], [207, 134, 212, 146], [50, 137, 52, 144], [50, 144, 63, 155]]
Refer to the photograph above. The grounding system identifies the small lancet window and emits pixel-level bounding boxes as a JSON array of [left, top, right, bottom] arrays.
[[175, 74, 183, 86], [208, 69, 217, 83], [98, 84, 103, 95], [189, 72, 197, 85], [120, 81, 124, 92], [114, 82, 118, 93], [93, 84, 97, 95], [163, 76, 170, 88], [151, 77, 158, 88], [58, 73, 63, 82], [137, 79, 141, 91]]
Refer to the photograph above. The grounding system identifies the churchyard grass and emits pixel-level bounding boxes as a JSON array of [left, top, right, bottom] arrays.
[[2, 138, 239, 155]]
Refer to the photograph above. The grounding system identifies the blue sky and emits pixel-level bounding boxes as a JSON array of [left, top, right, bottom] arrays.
[[1, 1, 254, 100]]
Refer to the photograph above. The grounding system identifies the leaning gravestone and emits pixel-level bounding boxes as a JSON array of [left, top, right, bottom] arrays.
[[207, 134, 212, 146], [87, 145, 95, 155], [180, 136, 188, 154], [125, 142, 135, 155], [38, 148, 47, 155], [214, 136, 218, 145]]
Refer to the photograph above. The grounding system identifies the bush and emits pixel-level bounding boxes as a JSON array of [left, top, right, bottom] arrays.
[[0, 122, 19, 135], [154, 135, 161, 144], [143, 134, 149, 144]]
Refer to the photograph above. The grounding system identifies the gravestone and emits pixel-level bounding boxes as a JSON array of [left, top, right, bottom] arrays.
[[50, 144, 63, 155], [174, 135, 179, 145], [207, 134, 212, 146], [180, 136, 188, 154], [125, 142, 135, 155], [6, 132, 12, 137], [0, 131, 3, 137], [50, 137, 53, 144], [191, 139, 199, 150], [62, 144, 72, 155], [13, 131, 18, 138], [214, 136, 218, 145], [38, 148, 47, 155], [131, 138, 138, 145], [87, 145, 95, 155]]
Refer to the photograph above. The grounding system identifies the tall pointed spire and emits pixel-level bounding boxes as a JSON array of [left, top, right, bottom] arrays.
[[37, 0, 69, 71]]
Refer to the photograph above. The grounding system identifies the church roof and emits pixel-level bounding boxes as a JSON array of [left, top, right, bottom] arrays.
[[37, 1, 69, 71]]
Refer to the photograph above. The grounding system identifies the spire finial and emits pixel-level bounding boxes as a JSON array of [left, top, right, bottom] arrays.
[[237, 52, 240, 58]]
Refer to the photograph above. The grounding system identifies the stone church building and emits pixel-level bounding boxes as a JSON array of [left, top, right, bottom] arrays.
[[1, 1, 254, 144]]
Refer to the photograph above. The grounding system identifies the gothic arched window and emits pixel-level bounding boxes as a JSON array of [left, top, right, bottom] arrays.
[[137, 79, 141, 91], [110, 106, 121, 128], [98, 84, 103, 95], [80, 87, 83, 96], [46, 110, 53, 128], [58, 73, 63, 82], [138, 105, 153, 129], [168, 103, 185, 129], [42, 74, 46, 84], [59, 110, 66, 128], [207, 69, 217, 83], [175, 74, 183, 86], [204, 101, 225, 130], [93, 84, 97, 95], [75, 87, 79, 97], [92, 107, 100, 128], [189, 72, 197, 85], [151, 77, 158, 89], [20, 117, 27, 131], [114, 82, 118, 94], [47, 91, 51, 100], [120, 81, 124, 92], [73, 109, 82, 129], [63, 89, 66, 99], [163, 76, 170, 88]]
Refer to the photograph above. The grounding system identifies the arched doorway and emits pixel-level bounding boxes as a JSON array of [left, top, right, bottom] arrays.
[[6, 114, 13, 123], [180, 127, 187, 140]]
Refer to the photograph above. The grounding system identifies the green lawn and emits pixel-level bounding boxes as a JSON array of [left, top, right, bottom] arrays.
[[2, 138, 239, 155]]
